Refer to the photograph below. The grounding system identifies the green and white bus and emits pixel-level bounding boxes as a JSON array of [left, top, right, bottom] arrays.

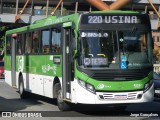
[[5, 10, 154, 111]]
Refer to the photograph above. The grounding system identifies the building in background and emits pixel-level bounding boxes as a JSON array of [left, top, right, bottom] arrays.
[[0, 0, 159, 24]]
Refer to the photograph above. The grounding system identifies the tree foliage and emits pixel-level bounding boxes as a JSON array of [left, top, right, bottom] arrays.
[[0, 26, 8, 51]]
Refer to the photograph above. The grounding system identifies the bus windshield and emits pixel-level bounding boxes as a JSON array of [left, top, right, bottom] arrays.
[[78, 30, 152, 69]]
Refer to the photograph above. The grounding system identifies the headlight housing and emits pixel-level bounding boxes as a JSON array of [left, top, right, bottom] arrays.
[[78, 79, 96, 94], [144, 79, 153, 93]]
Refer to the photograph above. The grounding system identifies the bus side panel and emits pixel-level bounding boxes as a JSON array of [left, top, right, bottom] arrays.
[[5, 55, 12, 86], [15, 55, 62, 98], [43, 55, 62, 98], [5, 70, 12, 86]]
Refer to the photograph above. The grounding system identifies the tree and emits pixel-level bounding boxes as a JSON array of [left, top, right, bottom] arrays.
[[0, 26, 8, 51]]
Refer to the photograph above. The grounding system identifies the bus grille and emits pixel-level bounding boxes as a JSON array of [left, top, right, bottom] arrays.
[[99, 92, 139, 100], [78, 67, 152, 81], [87, 69, 151, 80]]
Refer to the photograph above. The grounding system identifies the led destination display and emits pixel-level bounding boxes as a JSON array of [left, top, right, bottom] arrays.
[[80, 14, 147, 25]]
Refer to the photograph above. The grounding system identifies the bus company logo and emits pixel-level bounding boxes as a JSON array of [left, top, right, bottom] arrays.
[[18, 56, 24, 72], [97, 84, 111, 89], [42, 64, 54, 73], [97, 84, 105, 89], [133, 84, 142, 89]]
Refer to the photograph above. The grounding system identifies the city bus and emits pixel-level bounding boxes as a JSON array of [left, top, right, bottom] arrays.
[[5, 10, 154, 111]]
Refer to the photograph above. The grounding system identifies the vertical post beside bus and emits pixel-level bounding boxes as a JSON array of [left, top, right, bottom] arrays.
[[11, 34, 17, 87]]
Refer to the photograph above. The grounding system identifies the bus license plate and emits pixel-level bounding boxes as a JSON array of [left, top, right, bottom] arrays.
[[115, 95, 127, 100]]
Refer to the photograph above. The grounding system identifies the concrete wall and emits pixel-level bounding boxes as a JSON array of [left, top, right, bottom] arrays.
[[103, 0, 160, 4], [0, 14, 46, 23]]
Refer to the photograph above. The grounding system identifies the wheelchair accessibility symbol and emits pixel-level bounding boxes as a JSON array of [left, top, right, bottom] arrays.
[[120, 62, 127, 69]]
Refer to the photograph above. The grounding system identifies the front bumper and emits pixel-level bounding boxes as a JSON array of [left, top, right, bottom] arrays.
[[75, 82, 154, 104]]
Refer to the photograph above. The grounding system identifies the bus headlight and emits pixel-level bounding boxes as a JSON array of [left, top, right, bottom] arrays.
[[86, 84, 95, 93], [78, 79, 96, 94], [78, 79, 85, 88], [144, 79, 153, 93]]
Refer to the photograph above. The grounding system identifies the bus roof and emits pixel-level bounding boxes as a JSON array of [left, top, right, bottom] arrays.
[[6, 13, 79, 35], [5, 10, 142, 35]]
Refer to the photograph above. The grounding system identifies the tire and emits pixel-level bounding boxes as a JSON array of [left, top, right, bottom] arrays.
[[19, 76, 27, 99], [55, 83, 71, 111]]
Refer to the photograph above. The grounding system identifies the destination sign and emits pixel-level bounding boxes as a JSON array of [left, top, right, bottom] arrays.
[[80, 14, 145, 24], [84, 58, 108, 66], [89, 16, 137, 24], [81, 32, 108, 37]]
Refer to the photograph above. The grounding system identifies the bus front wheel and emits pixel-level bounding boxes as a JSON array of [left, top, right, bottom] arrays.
[[56, 83, 71, 111]]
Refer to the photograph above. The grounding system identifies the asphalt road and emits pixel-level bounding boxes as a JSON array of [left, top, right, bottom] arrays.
[[0, 79, 160, 120]]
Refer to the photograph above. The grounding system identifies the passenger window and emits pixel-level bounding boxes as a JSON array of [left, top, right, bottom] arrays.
[[24, 33, 31, 54], [42, 30, 50, 54], [51, 28, 61, 53], [6, 36, 11, 55], [16, 34, 23, 55], [32, 31, 40, 54]]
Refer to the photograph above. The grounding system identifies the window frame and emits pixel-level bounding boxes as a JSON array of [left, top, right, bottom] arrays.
[[6, 35, 12, 55]]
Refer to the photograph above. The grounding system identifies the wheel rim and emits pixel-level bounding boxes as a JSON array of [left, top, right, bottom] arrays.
[[57, 90, 63, 105], [19, 82, 23, 95]]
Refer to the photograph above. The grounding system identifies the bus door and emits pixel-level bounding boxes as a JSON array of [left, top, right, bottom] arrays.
[[11, 34, 17, 87], [62, 22, 74, 100]]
